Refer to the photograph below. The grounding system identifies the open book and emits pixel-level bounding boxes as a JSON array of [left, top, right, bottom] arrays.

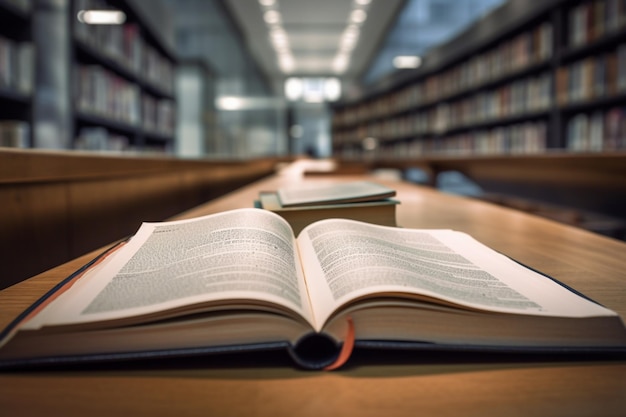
[[1, 208, 625, 370]]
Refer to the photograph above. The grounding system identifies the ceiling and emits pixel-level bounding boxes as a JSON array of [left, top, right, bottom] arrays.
[[223, 0, 406, 81]]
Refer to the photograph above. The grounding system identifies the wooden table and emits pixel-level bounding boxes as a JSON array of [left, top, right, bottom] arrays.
[[1, 160, 625, 417]]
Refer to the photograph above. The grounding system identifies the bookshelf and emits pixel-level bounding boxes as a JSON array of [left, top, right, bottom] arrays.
[[0, 0, 33, 148], [331, 0, 626, 158], [71, 0, 176, 153]]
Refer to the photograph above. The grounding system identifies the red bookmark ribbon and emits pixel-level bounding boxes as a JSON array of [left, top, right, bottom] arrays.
[[324, 316, 355, 371]]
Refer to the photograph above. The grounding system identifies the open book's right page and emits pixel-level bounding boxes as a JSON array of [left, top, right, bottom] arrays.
[[295, 219, 616, 331]]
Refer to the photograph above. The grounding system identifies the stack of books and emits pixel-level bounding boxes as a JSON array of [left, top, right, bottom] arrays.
[[255, 180, 399, 235]]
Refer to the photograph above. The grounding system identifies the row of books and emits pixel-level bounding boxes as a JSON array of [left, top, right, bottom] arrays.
[[0, 36, 33, 94], [74, 126, 130, 152], [568, 0, 626, 48], [336, 121, 548, 158], [567, 107, 626, 151], [73, 0, 174, 96], [75, 63, 176, 136], [73, 126, 173, 153], [338, 108, 626, 157], [557, 44, 626, 105], [333, 73, 552, 144], [0, 120, 28, 147], [332, 21, 553, 128], [424, 22, 552, 102], [431, 73, 552, 133], [74, 64, 141, 127], [142, 95, 175, 137], [74, 1, 141, 75], [143, 43, 174, 95]]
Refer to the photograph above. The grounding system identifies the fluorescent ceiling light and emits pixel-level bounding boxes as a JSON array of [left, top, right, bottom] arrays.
[[343, 29, 359, 41], [279, 55, 295, 72], [77, 10, 126, 24], [259, 0, 276, 6], [355, 0, 372, 5], [324, 78, 341, 101], [216, 96, 285, 111], [285, 78, 303, 101], [264, 10, 281, 24], [285, 78, 342, 102], [216, 96, 245, 111], [393, 55, 422, 69], [270, 28, 287, 40], [350, 9, 367, 23], [340, 25, 359, 52], [272, 36, 289, 50], [340, 35, 358, 51], [333, 54, 349, 73], [345, 24, 360, 35]]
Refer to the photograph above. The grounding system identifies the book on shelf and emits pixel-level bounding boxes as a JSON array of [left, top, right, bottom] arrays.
[[0, 120, 29, 148], [567, 107, 626, 151], [0, 35, 32, 93], [568, 0, 626, 48], [556, 43, 626, 106], [1, 208, 625, 370]]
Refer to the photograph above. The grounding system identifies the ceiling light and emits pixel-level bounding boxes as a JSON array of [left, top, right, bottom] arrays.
[[270, 27, 287, 37], [343, 30, 359, 41], [271, 32, 287, 43], [345, 24, 360, 35], [216, 96, 245, 111], [340, 37, 357, 52], [279, 55, 295, 72], [216, 96, 286, 111], [77, 10, 126, 24], [285, 78, 303, 101], [349, 9, 367, 23], [264, 10, 281, 24], [259, 0, 276, 6], [324, 78, 341, 101], [393, 55, 422, 69], [342, 29, 359, 41], [340, 26, 360, 52], [333, 54, 349, 73], [271, 34, 288, 49], [354, 0, 372, 5]]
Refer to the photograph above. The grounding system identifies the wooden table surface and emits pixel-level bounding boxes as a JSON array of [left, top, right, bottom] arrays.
[[1, 160, 625, 417]]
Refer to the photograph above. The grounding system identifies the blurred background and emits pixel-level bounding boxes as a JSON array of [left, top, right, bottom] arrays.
[[2, 0, 626, 287], [0, 0, 507, 157]]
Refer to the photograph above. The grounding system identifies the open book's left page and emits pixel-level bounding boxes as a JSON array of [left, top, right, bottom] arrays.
[[22, 209, 315, 331]]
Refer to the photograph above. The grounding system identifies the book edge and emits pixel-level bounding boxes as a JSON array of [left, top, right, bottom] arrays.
[[0, 239, 129, 347]]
